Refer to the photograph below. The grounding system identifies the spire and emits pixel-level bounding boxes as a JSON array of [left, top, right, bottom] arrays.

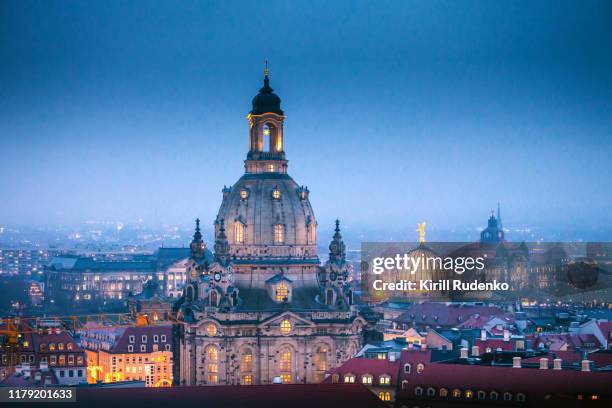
[[214, 218, 230, 264], [261, 60, 272, 93], [497, 202, 503, 229], [264, 59, 269, 78], [190, 218, 205, 260], [417, 222, 426, 244], [329, 219, 346, 263]]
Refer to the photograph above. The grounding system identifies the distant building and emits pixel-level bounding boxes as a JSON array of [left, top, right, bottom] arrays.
[[79, 325, 173, 387], [44, 248, 193, 311]]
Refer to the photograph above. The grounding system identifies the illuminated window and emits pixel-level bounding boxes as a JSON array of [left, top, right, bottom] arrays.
[[234, 221, 245, 244], [331, 373, 339, 383], [272, 187, 281, 199], [67, 343, 73, 351], [59, 355, 65, 365], [49, 343, 56, 351], [58, 343, 64, 351], [379, 374, 391, 385], [267, 164, 275, 172], [279, 348, 292, 383], [280, 319, 292, 335], [465, 390, 473, 398], [242, 375, 252, 385], [452, 389, 462, 398], [241, 350, 253, 373], [378, 392, 391, 401], [206, 324, 217, 337], [314, 346, 327, 372], [344, 373, 355, 383], [240, 189, 249, 200], [273, 224, 284, 244], [206, 346, 219, 384], [416, 363, 424, 373], [440, 388, 448, 397], [362, 374, 372, 384], [276, 283, 289, 302]]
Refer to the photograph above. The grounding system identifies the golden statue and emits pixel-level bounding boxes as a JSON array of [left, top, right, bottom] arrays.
[[417, 222, 426, 244]]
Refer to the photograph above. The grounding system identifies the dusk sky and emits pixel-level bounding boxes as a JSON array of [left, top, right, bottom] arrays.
[[1, 1, 611, 240]]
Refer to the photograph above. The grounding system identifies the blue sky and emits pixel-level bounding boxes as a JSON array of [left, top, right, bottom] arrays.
[[1, 0, 611, 239]]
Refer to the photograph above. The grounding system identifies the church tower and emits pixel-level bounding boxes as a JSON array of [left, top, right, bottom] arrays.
[[177, 66, 365, 387]]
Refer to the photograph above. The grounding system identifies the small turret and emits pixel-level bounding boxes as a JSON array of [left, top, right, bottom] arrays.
[[329, 219, 346, 264], [190, 218, 206, 260], [214, 219, 231, 265]]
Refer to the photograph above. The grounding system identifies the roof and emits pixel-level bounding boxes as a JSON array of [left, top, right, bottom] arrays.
[[395, 303, 505, 327], [323, 357, 401, 384], [32, 384, 387, 408], [47, 256, 156, 272], [474, 338, 515, 352]]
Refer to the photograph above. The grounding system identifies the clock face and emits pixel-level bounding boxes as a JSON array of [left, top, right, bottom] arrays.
[[214, 271, 222, 282], [330, 272, 337, 281]]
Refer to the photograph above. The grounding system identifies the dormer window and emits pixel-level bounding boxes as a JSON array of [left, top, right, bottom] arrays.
[[206, 324, 217, 337], [240, 189, 249, 200], [272, 187, 281, 200], [276, 283, 289, 302]]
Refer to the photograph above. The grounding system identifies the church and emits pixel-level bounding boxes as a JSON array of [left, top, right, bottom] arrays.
[[175, 66, 365, 386]]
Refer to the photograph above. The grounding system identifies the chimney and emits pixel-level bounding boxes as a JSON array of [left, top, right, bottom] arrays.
[[480, 329, 487, 342], [581, 360, 591, 372], [539, 358, 548, 369], [471, 345, 480, 357], [503, 329, 510, 342], [460, 347, 468, 359], [512, 356, 521, 368], [553, 358, 562, 370]]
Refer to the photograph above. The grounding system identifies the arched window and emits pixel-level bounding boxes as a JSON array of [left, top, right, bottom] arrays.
[[452, 389, 462, 398], [362, 374, 373, 384], [262, 124, 271, 152], [404, 363, 411, 374], [279, 348, 292, 383], [415, 387, 423, 396], [331, 373, 339, 383], [465, 390, 474, 399], [379, 374, 391, 385], [241, 348, 253, 373], [401, 380, 409, 390], [427, 387, 436, 397], [234, 221, 245, 244], [490, 391, 499, 400], [517, 393, 526, 402], [379, 392, 391, 401], [503, 392, 512, 401], [314, 346, 327, 372], [477, 391, 486, 400], [58, 343, 64, 351], [274, 224, 284, 244], [344, 373, 355, 383], [276, 283, 289, 302], [439, 388, 448, 397], [416, 363, 424, 373], [206, 346, 218, 384], [49, 343, 56, 351], [210, 290, 218, 306]]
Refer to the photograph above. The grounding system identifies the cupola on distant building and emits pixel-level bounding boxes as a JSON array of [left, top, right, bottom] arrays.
[[175, 64, 365, 386]]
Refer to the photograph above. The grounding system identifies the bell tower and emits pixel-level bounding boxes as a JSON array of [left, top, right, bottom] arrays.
[[245, 62, 288, 174]]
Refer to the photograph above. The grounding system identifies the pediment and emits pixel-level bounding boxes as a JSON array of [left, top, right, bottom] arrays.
[[258, 311, 315, 329]]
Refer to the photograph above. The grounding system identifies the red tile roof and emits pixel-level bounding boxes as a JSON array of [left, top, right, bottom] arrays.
[[474, 338, 515, 352]]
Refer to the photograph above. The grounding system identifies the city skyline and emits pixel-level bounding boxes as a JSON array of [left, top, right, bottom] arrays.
[[1, 1, 611, 239]]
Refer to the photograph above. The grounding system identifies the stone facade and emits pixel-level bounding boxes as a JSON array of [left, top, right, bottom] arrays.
[[176, 68, 364, 386]]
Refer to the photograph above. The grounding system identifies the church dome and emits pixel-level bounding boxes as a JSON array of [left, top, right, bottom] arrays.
[[216, 174, 317, 260], [251, 66, 283, 115]]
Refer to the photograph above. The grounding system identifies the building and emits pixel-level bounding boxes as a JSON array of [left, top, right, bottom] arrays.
[[0, 321, 87, 385], [44, 249, 193, 311], [79, 325, 173, 387], [175, 67, 365, 386]]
